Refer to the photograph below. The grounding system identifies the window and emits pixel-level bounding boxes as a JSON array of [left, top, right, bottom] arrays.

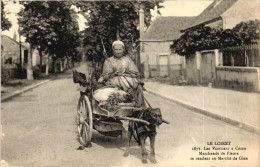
[[5, 57, 12, 64], [24, 50, 28, 64]]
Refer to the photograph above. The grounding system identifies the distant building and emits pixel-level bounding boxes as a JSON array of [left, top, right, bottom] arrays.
[[1, 34, 28, 68], [184, 0, 260, 30], [1, 34, 48, 68], [140, 16, 195, 78]]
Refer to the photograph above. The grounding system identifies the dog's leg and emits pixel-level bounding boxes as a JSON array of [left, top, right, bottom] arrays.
[[140, 135, 148, 164], [150, 133, 157, 164], [123, 123, 133, 157]]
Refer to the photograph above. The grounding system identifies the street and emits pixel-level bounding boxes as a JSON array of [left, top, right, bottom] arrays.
[[1, 65, 259, 167]]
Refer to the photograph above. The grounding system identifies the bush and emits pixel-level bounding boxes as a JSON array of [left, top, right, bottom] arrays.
[[1, 66, 11, 85], [32, 66, 41, 79], [14, 67, 27, 79], [40, 64, 46, 73]]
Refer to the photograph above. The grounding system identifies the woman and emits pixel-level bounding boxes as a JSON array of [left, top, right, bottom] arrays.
[[95, 40, 145, 107]]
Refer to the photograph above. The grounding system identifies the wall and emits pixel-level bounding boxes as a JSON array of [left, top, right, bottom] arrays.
[[185, 48, 260, 92], [140, 41, 183, 79], [222, 0, 260, 29], [216, 66, 260, 92], [31, 49, 48, 67], [32, 49, 39, 66]]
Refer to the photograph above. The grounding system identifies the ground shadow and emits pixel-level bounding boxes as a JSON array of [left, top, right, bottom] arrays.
[[75, 129, 160, 163]]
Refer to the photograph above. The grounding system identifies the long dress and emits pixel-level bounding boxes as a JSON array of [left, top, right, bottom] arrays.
[[102, 56, 140, 90], [94, 56, 145, 107]]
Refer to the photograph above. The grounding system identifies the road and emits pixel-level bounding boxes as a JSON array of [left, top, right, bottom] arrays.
[[1, 65, 259, 167]]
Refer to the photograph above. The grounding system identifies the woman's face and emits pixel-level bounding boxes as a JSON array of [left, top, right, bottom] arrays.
[[113, 44, 124, 58]]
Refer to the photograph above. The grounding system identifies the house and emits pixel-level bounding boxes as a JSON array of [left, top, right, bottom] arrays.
[[1, 34, 48, 68], [1, 34, 28, 68], [184, 0, 260, 30], [140, 16, 195, 79], [181, 0, 260, 91]]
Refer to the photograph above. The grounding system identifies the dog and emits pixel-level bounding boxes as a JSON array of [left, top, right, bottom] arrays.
[[123, 108, 169, 164]]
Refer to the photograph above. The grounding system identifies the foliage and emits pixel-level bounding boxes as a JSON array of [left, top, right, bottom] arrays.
[[171, 20, 260, 56], [32, 65, 41, 79], [14, 67, 27, 79], [1, 1, 12, 31], [232, 19, 260, 45], [1, 65, 28, 84], [1, 66, 11, 85], [18, 1, 81, 63], [75, 1, 163, 63]]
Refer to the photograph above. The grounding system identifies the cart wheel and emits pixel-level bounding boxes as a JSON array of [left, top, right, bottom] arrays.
[[77, 95, 93, 147]]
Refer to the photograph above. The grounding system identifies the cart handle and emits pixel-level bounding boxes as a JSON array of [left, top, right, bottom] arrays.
[[117, 116, 150, 125], [162, 118, 170, 124]]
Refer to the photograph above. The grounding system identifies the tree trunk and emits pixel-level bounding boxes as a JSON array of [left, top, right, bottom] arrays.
[[27, 45, 33, 80], [64, 57, 67, 70], [72, 57, 75, 67], [45, 55, 49, 75], [52, 57, 56, 74], [60, 58, 63, 72], [39, 49, 42, 77]]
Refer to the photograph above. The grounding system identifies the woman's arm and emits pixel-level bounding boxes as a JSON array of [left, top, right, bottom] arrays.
[[126, 57, 140, 78]]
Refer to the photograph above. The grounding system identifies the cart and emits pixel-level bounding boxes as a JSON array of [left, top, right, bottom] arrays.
[[73, 69, 150, 147]]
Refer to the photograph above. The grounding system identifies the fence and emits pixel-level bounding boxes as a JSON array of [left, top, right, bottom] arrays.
[[148, 64, 183, 80], [221, 43, 260, 67]]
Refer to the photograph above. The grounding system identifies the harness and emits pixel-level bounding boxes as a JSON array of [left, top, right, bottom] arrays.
[[134, 109, 156, 135]]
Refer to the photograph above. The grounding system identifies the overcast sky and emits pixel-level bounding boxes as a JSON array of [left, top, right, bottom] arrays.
[[2, 0, 213, 41]]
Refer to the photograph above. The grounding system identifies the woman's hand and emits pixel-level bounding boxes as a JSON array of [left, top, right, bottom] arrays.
[[98, 76, 104, 83]]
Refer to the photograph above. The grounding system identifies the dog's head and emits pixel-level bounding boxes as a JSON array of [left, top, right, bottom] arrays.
[[144, 108, 163, 126]]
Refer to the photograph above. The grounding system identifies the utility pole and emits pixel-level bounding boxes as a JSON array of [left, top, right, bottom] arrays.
[[138, 3, 144, 77], [19, 27, 22, 69]]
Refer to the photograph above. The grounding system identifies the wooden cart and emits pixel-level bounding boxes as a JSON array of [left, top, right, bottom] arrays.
[[73, 70, 149, 147]]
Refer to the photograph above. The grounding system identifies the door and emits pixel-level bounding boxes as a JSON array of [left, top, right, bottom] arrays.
[[159, 55, 168, 77], [200, 52, 215, 84]]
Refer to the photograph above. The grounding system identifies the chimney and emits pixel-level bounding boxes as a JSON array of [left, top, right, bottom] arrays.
[[13, 31, 17, 41], [139, 4, 144, 40]]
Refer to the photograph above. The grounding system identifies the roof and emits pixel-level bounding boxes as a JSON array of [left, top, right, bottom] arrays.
[[1, 35, 28, 49], [185, 0, 238, 29], [141, 16, 195, 41]]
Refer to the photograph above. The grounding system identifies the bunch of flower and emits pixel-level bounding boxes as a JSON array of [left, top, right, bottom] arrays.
[[104, 93, 124, 111], [123, 88, 136, 103]]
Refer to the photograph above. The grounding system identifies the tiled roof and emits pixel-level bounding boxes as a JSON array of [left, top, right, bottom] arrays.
[[1, 35, 28, 49], [141, 16, 195, 41], [186, 0, 238, 29]]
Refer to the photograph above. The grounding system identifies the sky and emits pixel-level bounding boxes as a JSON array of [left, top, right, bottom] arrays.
[[2, 0, 213, 42]]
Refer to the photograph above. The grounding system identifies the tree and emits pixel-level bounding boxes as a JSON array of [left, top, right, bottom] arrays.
[[232, 19, 260, 45], [18, 1, 80, 75], [75, 1, 163, 65], [1, 1, 12, 31], [170, 20, 260, 56], [170, 26, 223, 56]]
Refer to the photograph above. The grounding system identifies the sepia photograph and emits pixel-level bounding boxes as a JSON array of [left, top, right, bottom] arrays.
[[1, 0, 260, 167]]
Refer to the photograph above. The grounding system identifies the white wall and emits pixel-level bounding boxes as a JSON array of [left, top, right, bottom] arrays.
[[222, 0, 260, 29]]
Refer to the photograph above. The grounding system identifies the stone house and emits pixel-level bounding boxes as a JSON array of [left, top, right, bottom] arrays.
[[1, 34, 28, 68], [184, 0, 260, 30], [180, 0, 260, 91], [140, 16, 194, 79], [1, 34, 48, 68]]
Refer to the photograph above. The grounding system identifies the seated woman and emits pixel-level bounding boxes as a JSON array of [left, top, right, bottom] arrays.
[[94, 40, 145, 107]]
